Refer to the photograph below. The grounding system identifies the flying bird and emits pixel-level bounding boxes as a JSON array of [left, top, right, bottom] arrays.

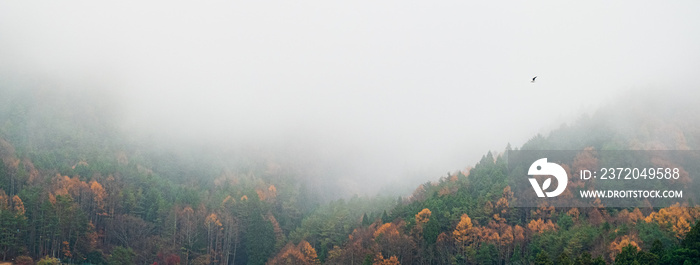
[[531, 76, 537, 83]]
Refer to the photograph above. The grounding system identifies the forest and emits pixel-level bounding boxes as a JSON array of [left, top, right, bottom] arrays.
[[1, 86, 700, 265]]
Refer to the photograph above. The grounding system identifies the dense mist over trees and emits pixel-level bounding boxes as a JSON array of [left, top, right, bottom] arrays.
[[3, 1, 698, 201], [2, 1, 700, 264], [2, 80, 700, 264]]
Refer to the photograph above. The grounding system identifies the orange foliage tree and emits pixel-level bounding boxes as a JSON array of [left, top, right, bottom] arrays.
[[415, 208, 431, 225], [453, 214, 474, 257], [373, 253, 400, 265], [609, 235, 640, 261], [413, 208, 432, 239], [527, 219, 557, 234], [267, 240, 320, 265], [644, 203, 700, 239], [375, 223, 400, 239], [204, 213, 223, 263], [0, 190, 8, 210], [11, 195, 25, 216], [373, 221, 414, 263]]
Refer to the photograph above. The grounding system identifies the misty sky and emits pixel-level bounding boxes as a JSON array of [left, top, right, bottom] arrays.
[[1, 1, 699, 195]]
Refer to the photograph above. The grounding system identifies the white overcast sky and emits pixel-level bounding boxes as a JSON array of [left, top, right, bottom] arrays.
[[1, 1, 699, 193]]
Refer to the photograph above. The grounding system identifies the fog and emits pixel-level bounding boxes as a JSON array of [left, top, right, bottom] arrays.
[[1, 1, 699, 196]]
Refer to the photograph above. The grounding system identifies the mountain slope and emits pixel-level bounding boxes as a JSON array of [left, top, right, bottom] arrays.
[[1, 86, 700, 264]]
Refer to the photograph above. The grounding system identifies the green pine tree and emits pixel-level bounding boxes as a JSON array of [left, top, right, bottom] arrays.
[[557, 252, 572, 265], [361, 212, 370, 226], [381, 210, 390, 223], [574, 252, 593, 265], [245, 208, 276, 265], [535, 251, 553, 265]]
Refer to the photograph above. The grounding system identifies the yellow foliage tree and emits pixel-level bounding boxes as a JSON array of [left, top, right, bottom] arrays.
[[221, 195, 235, 208], [513, 225, 525, 242], [89, 180, 107, 211], [496, 186, 513, 214], [373, 253, 400, 265], [298, 240, 320, 265], [12, 195, 25, 216], [62, 241, 72, 258], [527, 219, 557, 234], [268, 243, 305, 265], [500, 225, 513, 246], [645, 203, 700, 239], [326, 246, 343, 262], [267, 212, 286, 243], [268, 185, 277, 197], [630, 208, 644, 222], [609, 235, 640, 261], [674, 217, 692, 239], [0, 189, 9, 210], [415, 208, 431, 225], [256, 189, 266, 201], [256, 184, 278, 202], [567, 208, 580, 222], [532, 202, 555, 220], [453, 214, 473, 244], [474, 225, 500, 245], [375, 223, 399, 239], [205, 213, 222, 228], [268, 240, 320, 265], [453, 213, 474, 257]]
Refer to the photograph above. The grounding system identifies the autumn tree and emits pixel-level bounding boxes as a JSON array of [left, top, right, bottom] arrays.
[[588, 208, 604, 226], [430, 232, 450, 265], [609, 235, 640, 261], [373, 253, 400, 265], [177, 206, 200, 264], [298, 240, 320, 265], [373, 222, 414, 264], [266, 212, 286, 247], [413, 208, 431, 242], [268, 240, 320, 265], [513, 225, 525, 243], [528, 219, 557, 234], [154, 252, 181, 265], [256, 185, 278, 203], [36, 256, 60, 265], [218, 198, 240, 265], [499, 225, 514, 261], [14, 256, 33, 265], [612, 244, 638, 265], [205, 213, 223, 264], [415, 208, 431, 226], [89, 180, 107, 223], [0, 190, 25, 260], [11, 195, 24, 216], [453, 214, 473, 258], [645, 203, 700, 240], [532, 202, 555, 220], [268, 242, 305, 265], [374, 222, 400, 257]]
